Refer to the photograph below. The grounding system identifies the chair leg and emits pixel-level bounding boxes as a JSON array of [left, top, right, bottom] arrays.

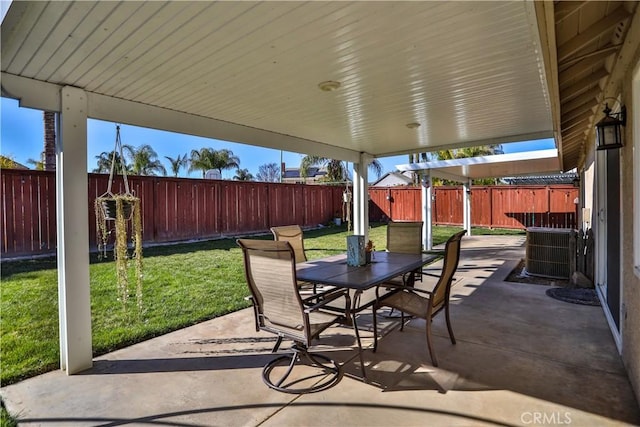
[[445, 304, 456, 345], [372, 305, 378, 352], [272, 335, 283, 352], [262, 343, 341, 394], [352, 316, 367, 380], [425, 317, 438, 367], [400, 310, 405, 331]]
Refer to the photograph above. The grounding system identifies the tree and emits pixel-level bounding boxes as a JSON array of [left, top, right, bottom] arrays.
[[299, 156, 383, 182], [123, 144, 166, 176], [0, 155, 23, 169], [256, 162, 281, 182], [26, 152, 46, 170], [43, 111, 56, 171], [189, 148, 240, 178], [165, 154, 189, 177], [429, 144, 503, 185], [233, 168, 254, 181], [93, 149, 132, 174], [428, 144, 502, 161]]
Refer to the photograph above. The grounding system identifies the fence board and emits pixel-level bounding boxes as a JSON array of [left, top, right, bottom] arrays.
[[1, 169, 578, 257], [471, 187, 492, 227]]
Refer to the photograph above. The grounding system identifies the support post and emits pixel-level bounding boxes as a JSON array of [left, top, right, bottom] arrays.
[[353, 154, 370, 241], [422, 172, 433, 250], [57, 86, 92, 374], [463, 179, 472, 236]]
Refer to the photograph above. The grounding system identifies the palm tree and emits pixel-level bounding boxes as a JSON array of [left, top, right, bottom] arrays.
[[43, 111, 56, 171], [299, 156, 383, 182], [26, 152, 45, 170], [210, 149, 240, 176], [256, 162, 281, 182], [233, 168, 254, 181], [189, 148, 240, 178], [429, 144, 502, 161], [165, 154, 189, 177], [93, 148, 132, 174], [123, 144, 166, 176], [429, 144, 503, 185]]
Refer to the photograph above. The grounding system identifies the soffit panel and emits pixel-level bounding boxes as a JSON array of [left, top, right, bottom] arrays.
[[1, 1, 552, 160]]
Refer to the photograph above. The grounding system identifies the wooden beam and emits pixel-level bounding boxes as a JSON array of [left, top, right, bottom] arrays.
[[561, 101, 597, 123], [562, 127, 588, 142], [562, 111, 593, 132], [555, 1, 588, 23], [561, 86, 601, 111], [558, 45, 619, 79], [560, 68, 609, 99], [558, 7, 631, 62], [533, 0, 563, 168]]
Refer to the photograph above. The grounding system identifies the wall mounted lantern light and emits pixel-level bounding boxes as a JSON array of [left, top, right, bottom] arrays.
[[595, 103, 626, 150]]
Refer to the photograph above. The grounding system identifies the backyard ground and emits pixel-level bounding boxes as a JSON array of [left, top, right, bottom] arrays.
[[0, 224, 523, 387]]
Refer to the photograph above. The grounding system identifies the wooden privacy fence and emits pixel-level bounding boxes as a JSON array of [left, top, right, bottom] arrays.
[[2, 169, 579, 258], [369, 185, 579, 229], [1, 169, 344, 257]]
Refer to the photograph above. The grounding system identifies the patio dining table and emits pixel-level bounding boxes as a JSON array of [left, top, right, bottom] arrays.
[[296, 251, 439, 345]]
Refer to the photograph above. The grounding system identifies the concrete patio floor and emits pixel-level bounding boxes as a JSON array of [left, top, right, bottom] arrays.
[[2, 235, 639, 426]]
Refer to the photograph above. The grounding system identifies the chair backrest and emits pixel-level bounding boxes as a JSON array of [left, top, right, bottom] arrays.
[[237, 239, 308, 343], [430, 230, 466, 308], [271, 225, 307, 264], [386, 221, 423, 254]]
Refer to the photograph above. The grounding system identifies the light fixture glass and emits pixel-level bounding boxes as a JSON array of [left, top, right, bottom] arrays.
[[595, 104, 626, 150]]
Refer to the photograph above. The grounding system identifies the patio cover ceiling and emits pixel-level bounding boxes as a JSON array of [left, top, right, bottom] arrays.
[[1, 1, 554, 165], [395, 149, 561, 183]]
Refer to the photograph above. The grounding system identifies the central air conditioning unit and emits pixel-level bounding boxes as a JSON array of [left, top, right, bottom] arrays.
[[525, 227, 574, 279]]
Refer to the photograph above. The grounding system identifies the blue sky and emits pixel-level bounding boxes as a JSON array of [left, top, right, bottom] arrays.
[[0, 97, 555, 179]]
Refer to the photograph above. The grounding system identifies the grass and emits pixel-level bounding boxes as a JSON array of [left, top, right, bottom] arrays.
[[0, 224, 522, 386], [1, 404, 17, 427]]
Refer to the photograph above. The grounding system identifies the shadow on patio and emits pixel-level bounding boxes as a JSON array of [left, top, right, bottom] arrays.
[[2, 236, 638, 426]]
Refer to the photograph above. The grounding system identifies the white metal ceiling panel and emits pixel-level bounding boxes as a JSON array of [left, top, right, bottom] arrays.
[[1, 1, 553, 160], [396, 149, 561, 181]]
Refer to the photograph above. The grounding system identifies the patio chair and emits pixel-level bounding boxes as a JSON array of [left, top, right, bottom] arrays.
[[372, 230, 466, 367], [382, 221, 425, 296], [271, 225, 327, 293], [270, 225, 307, 263], [237, 239, 363, 393]]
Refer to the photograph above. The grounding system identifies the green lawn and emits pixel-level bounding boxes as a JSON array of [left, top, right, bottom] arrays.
[[0, 224, 522, 386]]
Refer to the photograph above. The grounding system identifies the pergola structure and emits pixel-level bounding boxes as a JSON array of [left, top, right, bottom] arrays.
[[2, 2, 638, 394], [395, 149, 561, 249]]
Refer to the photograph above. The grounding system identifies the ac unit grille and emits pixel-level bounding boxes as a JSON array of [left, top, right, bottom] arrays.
[[525, 228, 573, 279]]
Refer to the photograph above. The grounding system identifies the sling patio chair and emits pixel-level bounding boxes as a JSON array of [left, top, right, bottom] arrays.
[[271, 225, 329, 293], [385, 220, 425, 286], [372, 230, 466, 367], [237, 239, 364, 393]]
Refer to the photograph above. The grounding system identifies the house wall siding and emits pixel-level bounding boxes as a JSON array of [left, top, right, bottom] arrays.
[[621, 57, 640, 407]]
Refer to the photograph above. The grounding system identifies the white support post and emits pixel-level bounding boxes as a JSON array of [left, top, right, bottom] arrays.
[[352, 154, 370, 241], [57, 86, 93, 374], [422, 172, 433, 250], [463, 179, 472, 236]]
